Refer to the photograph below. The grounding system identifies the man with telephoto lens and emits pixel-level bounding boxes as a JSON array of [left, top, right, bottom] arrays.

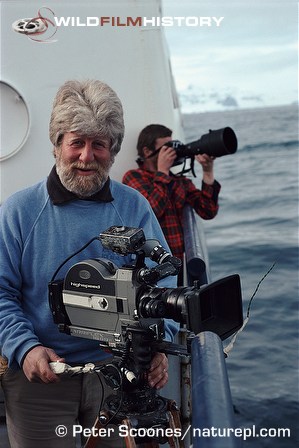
[[0, 81, 178, 448], [122, 124, 221, 285]]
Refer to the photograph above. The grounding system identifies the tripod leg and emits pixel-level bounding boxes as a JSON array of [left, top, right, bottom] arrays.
[[121, 400, 183, 448], [84, 411, 116, 448], [122, 418, 137, 448], [84, 416, 101, 448], [122, 417, 160, 448], [167, 400, 185, 448]]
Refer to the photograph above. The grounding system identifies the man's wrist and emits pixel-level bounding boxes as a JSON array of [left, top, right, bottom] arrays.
[[202, 173, 214, 185], [20, 344, 43, 367], [157, 167, 170, 176]]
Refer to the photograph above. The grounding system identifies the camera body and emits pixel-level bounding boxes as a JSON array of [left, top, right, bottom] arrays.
[[49, 226, 243, 355], [49, 257, 165, 348]]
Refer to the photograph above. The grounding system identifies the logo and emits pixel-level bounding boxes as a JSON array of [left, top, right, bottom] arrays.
[[70, 282, 101, 290], [12, 7, 58, 43], [12, 7, 224, 43], [52, 16, 224, 28]]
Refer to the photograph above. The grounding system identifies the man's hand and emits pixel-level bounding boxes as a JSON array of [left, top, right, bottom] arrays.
[[147, 352, 168, 390], [22, 346, 65, 383], [195, 153, 215, 185], [157, 146, 177, 175]]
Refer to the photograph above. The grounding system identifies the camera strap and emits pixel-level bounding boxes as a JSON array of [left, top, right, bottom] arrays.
[[173, 156, 196, 177]]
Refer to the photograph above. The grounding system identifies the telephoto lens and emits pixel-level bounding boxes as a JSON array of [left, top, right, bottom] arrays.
[[167, 127, 238, 159]]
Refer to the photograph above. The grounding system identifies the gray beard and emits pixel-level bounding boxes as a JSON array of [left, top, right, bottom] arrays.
[[56, 158, 112, 198]]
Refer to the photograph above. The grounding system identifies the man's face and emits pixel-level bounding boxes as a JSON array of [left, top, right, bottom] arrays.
[[55, 132, 113, 197]]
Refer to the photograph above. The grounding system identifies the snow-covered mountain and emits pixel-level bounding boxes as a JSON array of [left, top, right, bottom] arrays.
[[178, 84, 294, 113]]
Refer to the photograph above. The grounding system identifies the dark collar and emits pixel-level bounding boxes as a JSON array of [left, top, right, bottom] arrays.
[[47, 166, 114, 205]]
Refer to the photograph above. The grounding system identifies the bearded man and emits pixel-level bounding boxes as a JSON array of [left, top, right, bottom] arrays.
[[0, 80, 178, 448]]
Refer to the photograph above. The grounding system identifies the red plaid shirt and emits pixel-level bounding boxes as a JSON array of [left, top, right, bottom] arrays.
[[122, 169, 221, 261]]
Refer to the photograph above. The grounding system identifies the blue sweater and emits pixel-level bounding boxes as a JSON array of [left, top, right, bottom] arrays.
[[0, 178, 178, 368]]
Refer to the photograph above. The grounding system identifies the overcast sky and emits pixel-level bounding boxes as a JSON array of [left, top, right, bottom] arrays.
[[162, 0, 298, 112]]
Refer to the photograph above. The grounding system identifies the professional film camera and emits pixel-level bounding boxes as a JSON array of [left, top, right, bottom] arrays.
[[49, 225, 242, 357], [49, 226, 243, 444]]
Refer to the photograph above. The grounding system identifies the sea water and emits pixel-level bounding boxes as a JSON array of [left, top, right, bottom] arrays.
[[183, 104, 298, 447]]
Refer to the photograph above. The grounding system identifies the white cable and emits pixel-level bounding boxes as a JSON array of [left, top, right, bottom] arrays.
[[49, 361, 95, 375], [223, 262, 276, 356], [223, 317, 249, 356]]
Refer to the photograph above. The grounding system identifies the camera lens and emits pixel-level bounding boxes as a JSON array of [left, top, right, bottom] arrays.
[[138, 286, 191, 322], [139, 296, 167, 318], [163, 288, 188, 323]]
